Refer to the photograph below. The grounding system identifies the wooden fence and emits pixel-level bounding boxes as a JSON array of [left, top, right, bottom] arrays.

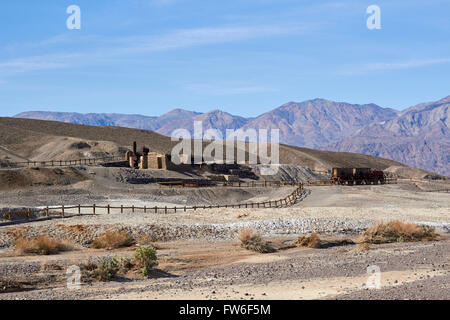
[[306, 178, 398, 186], [7, 156, 124, 168], [158, 180, 303, 188], [6, 183, 304, 220]]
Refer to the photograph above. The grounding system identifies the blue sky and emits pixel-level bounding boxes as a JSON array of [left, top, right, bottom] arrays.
[[0, 0, 449, 117]]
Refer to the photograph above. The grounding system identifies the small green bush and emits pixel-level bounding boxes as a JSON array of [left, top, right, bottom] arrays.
[[95, 257, 119, 281], [133, 247, 158, 276]]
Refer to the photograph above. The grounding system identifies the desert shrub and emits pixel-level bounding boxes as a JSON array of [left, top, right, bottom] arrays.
[[94, 257, 119, 281], [133, 247, 158, 276], [238, 228, 274, 253], [91, 230, 135, 249], [360, 221, 438, 244], [118, 257, 135, 273], [295, 233, 322, 248], [15, 236, 71, 255]]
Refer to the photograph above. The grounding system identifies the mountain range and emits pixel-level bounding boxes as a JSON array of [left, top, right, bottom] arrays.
[[14, 95, 450, 176]]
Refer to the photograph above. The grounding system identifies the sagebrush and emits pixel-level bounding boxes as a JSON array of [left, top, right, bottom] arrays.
[[295, 233, 322, 248], [360, 221, 438, 244], [15, 236, 71, 255], [238, 228, 274, 253], [91, 230, 135, 249]]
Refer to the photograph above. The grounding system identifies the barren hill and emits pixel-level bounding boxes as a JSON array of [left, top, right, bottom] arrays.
[[0, 117, 431, 178]]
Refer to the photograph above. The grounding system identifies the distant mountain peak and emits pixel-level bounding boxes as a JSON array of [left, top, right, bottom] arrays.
[[13, 95, 450, 175]]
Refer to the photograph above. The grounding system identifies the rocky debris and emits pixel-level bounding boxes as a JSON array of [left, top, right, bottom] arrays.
[[2, 216, 446, 250]]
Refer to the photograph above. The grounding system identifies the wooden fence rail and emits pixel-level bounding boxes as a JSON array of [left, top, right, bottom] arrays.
[[158, 180, 304, 189], [3, 183, 304, 220], [6, 156, 124, 168]]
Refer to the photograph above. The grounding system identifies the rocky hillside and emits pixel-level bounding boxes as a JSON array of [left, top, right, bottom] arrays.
[[241, 99, 398, 148], [15, 109, 247, 138], [14, 96, 449, 175], [15, 99, 396, 147], [328, 96, 450, 176]]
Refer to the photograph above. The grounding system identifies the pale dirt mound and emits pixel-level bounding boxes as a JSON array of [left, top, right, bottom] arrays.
[[384, 166, 448, 180], [281, 144, 407, 171], [250, 164, 318, 181], [30, 137, 128, 161], [0, 167, 88, 191]]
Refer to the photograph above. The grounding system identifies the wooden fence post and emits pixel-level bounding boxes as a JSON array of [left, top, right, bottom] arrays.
[[164, 206, 167, 214], [121, 205, 123, 214], [93, 204, 96, 215], [132, 205, 135, 213], [107, 204, 110, 214], [46, 206, 49, 217], [144, 206, 147, 213], [61, 205, 65, 218], [154, 206, 158, 213], [78, 204, 81, 216], [27, 208, 31, 219]]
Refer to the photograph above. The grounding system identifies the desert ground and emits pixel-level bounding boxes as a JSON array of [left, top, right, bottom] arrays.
[[0, 166, 448, 300], [0, 118, 448, 300]]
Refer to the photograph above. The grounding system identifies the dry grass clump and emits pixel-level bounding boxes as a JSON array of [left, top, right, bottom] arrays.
[[91, 230, 135, 249], [360, 221, 439, 244], [356, 243, 371, 251], [238, 228, 275, 253], [296, 233, 322, 248], [15, 236, 71, 255]]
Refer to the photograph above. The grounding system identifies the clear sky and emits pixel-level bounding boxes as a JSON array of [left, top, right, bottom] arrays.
[[0, 0, 449, 117]]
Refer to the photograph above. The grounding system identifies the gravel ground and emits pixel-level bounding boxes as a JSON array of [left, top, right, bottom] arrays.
[[0, 177, 448, 300], [0, 182, 448, 248], [1, 204, 448, 248], [1, 240, 448, 300]]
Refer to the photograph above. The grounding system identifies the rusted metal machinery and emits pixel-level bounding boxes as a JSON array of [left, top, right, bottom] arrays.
[[331, 168, 385, 185]]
